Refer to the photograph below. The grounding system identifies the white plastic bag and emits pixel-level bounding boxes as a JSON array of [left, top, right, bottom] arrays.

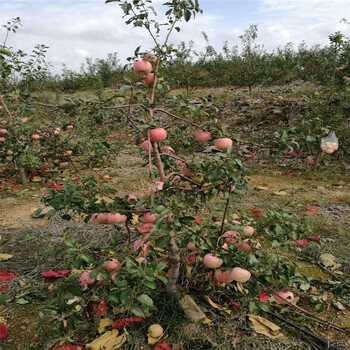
[[321, 132, 338, 154]]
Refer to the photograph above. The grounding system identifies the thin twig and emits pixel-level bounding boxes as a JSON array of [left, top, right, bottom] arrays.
[[220, 197, 230, 236], [0, 95, 13, 117], [153, 108, 201, 128], [262, 284, 350, 334]]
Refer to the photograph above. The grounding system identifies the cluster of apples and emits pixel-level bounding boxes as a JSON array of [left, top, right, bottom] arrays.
[[91, 212, 127, 224], [202, 253, 251, 284], [321, 141, 338, 154], [133, 53, 158, 84], [195, 130, 233, 151]]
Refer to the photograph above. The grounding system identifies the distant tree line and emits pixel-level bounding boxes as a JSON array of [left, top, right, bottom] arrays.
[[7, 24, 350, 93]]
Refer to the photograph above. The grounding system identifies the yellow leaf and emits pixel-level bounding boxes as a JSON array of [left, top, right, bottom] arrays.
[[32, 176, 43, 182], [0, 254, 13, 261], [236, 282, 245, 294], [204, 296, 231, 314], [231, 213, 239, 220], [131, 214, 139, 225], [249, 315, 284, 339], [85, 329, 126, 350], [201, 317, 212, 325], [185, 265, 192, 277], [98, 318, 113, 334], [147, 334, 162, 345], [0, 316, 6, 325]]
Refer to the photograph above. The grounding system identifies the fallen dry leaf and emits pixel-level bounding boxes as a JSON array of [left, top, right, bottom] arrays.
[[98, 318, 113, 334], [131, 214, 139, 225], [249, 315, 283, 339], [0, 254, 13, 261], [179, 295, 206, 321], [85, 329, 126, 350], [319, 253, 341, 270], [0, 316, 8, 339], [204, 296, 231, 314], [0, 270, 17, 282]]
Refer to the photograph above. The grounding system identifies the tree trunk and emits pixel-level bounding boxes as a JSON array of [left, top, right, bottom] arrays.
[[17, 162, 28, 185], [166, 232, 180, 295]]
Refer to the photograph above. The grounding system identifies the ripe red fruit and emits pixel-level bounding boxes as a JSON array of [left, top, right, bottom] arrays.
[[59, 162, 68, 167], [231, 267, 251, 283], [143, 212, 157, 223], [79, 270, 95, 287], [96, 213, 107, 224], [0, 137, 5, 142], [223, 230, 239, 244], [237, 239, 252, 252], [103, 259, 120, 272], [141, 140, 153, 152], [149, 128, 167, 142], [195, 130, 211, 142], [133, 60, 152, 76], [143, 73, 155, 84], [274, 291, 294, 304], [214, 269, 235, 284], [214, 138, 233, 150], [143, 53, 158, 65], [161, 146, 174, 154], [0, 129, 7, 134], [124, 194, 137, 203], [106, 213, 124, 224], [148, 181, 164, 194], [31, 134, 40, 140], [203, 253, 223, 268], [242, 226, 254, 237]]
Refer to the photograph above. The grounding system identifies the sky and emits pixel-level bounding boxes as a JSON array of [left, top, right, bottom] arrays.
[[1, 0, 349, 74]]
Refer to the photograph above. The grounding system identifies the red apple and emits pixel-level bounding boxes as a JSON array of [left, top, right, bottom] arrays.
[[274, 291, 294, 304], [143, 73, 155, 84], [195, 130, 211, 142], [141, 140, 153, 152], [214, 269, 235, 284], [143, 212, 157, 223], [242, 226, 254, 237], [0, 129, 7, 134], [214, 138, 233, 150], [133, 60, 152, 76], [203, 253, 223, 268], [231, 267, 251, 283], [31, 134, 40, 140], [223, 230, 239, 244], [149, 128, 167, 142], [96, 213, 107, 224], [143, 53, 158, 66]]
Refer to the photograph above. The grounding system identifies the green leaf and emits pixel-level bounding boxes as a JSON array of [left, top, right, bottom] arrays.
[[143, 280, 156, 289], [155, 274, 168, 284], [19, 234, 35, 242], [184, 9, 191, 22], [137, 294, 153, 307], [130, 305, 146, 317], [81, 253, 93, 264], [155, 235, 171, 247], [315, 304, 325, 313], [249, 301, 259, 314], [179, 216, 195, 225], [155, 261, 167, 270], [300, 283, 311, 291], [120, 289, 133, 305], [16, 298, 30, 305]]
